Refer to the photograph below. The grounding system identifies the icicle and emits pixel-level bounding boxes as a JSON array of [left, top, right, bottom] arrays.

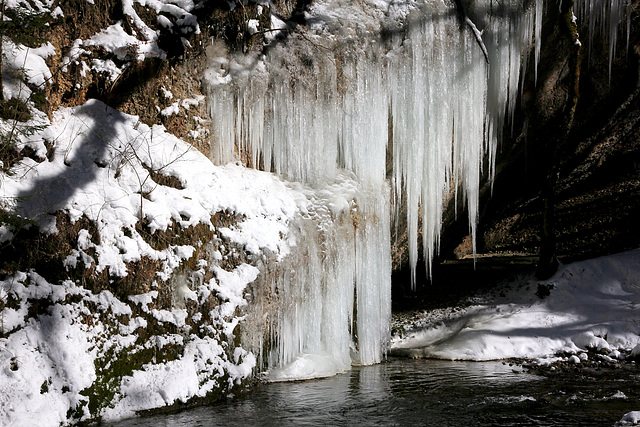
[[535, 0, 543, 84], [575, 0, 629, 78], [205, 0, 542, 376]]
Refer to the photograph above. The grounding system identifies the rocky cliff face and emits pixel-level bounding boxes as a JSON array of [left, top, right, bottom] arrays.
[[39, 0, 304, 152]]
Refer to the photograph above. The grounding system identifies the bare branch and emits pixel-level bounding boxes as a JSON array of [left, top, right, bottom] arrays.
[[453, 0, 489, 64], [465, 17, 489, 64]]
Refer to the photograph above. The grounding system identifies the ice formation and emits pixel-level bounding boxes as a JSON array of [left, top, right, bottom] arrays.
[[575, 0, 630, 75], [205, 0, 542, 378], [244, 176, 392, 380]]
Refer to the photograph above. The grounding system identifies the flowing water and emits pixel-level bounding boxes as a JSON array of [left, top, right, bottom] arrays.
[[113, 358, 640, 426]]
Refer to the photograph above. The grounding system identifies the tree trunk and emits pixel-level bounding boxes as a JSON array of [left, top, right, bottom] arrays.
[[535, 0, 582, 279], [0, 0, 5, 103]]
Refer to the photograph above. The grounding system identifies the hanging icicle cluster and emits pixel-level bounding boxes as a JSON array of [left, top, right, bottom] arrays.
[[205, 0, 542, 376], [240, 176, 392, 378], [575, 0, 631, 75]]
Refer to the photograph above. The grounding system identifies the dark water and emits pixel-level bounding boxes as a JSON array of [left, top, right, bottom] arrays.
[[115, 358, 640, 426]]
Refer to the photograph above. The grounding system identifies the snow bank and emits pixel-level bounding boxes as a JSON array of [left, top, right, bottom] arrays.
[[618, 411, 640, 425], [392, 250, 640, 361], [0, 265, 257, 425]]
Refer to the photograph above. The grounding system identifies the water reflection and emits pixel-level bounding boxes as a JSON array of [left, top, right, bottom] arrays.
[[113, 359, 639, 426]]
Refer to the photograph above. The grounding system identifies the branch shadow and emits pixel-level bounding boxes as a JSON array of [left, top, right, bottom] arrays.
[[15, 101, 126, 231]]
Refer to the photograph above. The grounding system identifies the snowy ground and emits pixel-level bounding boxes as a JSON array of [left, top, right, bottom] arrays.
[[391, 249, 640, 363]]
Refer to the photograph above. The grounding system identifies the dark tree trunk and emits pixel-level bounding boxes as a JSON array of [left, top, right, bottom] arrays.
[[535, 0, 582, 279], [0, 0, 5, 103]]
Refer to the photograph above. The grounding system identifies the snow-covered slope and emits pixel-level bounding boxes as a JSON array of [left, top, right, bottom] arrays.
[[0, 100, 307, 424]]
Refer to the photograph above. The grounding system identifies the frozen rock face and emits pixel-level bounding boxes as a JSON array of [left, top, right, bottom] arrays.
[[205, 0, 542, 377]]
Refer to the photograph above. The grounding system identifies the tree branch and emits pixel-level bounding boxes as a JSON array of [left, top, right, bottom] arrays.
[[465, 16, 489, 63], [453, 0, 490, 63]]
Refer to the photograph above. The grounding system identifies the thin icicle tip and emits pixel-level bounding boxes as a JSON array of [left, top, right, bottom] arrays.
[[574, 0, 630, 78]]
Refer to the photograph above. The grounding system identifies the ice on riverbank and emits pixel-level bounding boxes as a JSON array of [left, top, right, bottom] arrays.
[[391, 249, 640, 362]]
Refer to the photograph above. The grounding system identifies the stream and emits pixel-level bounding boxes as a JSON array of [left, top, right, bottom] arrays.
[[112, 358, 640, 426]]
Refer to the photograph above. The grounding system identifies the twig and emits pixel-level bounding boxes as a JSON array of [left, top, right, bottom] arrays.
[[465, 17, 489, 64], [453, 0, 490, 64]]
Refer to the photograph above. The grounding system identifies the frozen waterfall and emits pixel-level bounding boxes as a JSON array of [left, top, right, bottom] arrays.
[[205, 0, 541, 379]]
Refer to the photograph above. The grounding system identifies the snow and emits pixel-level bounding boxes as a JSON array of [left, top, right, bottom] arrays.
[[91, 59, 124, 83], [50, 6, 63, 18], [265, 15, 288, 42], [0, 226, 14, 243], [160, 86, 173, 100], [160, 101, 181, 116], [0, 311, 97, 426], [0, 97, 311, 424], [0, 249, 258, 425], [247, 19, 260, 35], [2, 39, 55, 100], [181, 95, 204, 109], [85, 23, 144, 60], [392, 250, 640, 361], [128, 290, 158, 311], [64, 21, 166, 82], [568, 355, 581, 364], [49, 0, 205, 84], [157, 14, 173, 29], [0, 100, 302, 278], [619, 411, 640, 425], [211, 264, 258, 312]]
